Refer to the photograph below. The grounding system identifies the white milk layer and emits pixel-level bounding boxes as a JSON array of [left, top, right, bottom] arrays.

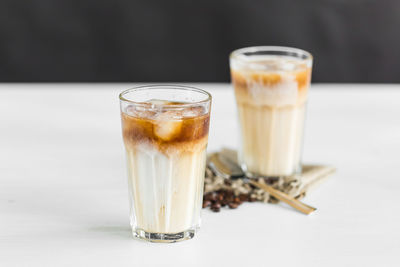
[[237, 102, 306, 176], [125, 143, 206, 234]]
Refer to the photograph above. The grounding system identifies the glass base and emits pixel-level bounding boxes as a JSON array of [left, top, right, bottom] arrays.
[[241, 163, 302, 180], [132, 228, 196, 243]]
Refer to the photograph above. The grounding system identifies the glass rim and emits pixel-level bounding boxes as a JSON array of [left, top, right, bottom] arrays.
[[230, 46, 313, 62], [119, 84, 212, 108]]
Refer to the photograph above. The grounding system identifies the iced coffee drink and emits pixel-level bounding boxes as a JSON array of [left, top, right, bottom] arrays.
[[119, 85, 211, 243], [230, 46, 312, 177]]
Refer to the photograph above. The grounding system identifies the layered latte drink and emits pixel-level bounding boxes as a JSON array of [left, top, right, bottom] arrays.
[[119, 86, 211, 242], [230, 47, 312, 177]]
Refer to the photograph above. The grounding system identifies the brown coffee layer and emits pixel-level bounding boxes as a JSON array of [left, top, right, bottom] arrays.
[[121, 111, 210, 153]]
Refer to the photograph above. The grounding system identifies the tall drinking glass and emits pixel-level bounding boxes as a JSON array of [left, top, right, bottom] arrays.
[[230, 46, 312, 178], [119, 85, 212, 242]]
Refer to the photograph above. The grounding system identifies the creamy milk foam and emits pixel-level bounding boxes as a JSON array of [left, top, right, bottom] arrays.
[[121, 101, 210, 234], [231, 55, 311, 177]]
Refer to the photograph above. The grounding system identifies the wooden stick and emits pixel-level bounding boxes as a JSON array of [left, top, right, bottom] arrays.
[[249, 180, 317, 215]]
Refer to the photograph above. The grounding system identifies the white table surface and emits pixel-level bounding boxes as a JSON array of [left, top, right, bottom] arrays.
[[0, 83, 399, 267]]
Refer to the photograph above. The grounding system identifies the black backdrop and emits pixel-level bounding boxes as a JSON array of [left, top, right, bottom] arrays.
[[1, 0, 399, 82]]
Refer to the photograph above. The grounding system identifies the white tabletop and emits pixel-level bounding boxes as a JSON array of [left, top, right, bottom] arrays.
[[1, 83, 399, 267]]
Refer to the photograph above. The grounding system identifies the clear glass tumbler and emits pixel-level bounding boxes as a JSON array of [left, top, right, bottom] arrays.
[[119, 85, 212, 242], [230, 46, 313, 178]]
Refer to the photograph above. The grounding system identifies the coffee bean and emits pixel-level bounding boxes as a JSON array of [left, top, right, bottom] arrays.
[[221, 197, 230, 206], [225, 190, 234, 197], [202, 200, 211, 208], [211, 202, 221, 212], [228, 202, 239, 209], [205, 192, 218, 201], [226, 195, 234, 203], [239, 194, 248, 201]]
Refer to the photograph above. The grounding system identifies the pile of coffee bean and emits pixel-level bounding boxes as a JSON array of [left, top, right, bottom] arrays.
[[202, 190, 257, 212], [202, 166, 290, 212]]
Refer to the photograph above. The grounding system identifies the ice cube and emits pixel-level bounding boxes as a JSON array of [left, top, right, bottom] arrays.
[[153, 111, 183, 141], [148, 99, 171, 107], [125, 105, 156, 119], [183, 106, 204, 117], [125, 105, 136, 116]]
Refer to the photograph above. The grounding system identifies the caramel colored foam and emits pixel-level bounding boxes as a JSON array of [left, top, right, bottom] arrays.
[[231, 67, 311, 107], [121, 106, 210, 153], [295, 68, 312, 89], [232, 71, 282, 87], [231, 68, 311, 91]]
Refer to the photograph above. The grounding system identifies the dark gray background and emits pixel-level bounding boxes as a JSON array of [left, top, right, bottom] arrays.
[[1, 0, 399, 82]]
